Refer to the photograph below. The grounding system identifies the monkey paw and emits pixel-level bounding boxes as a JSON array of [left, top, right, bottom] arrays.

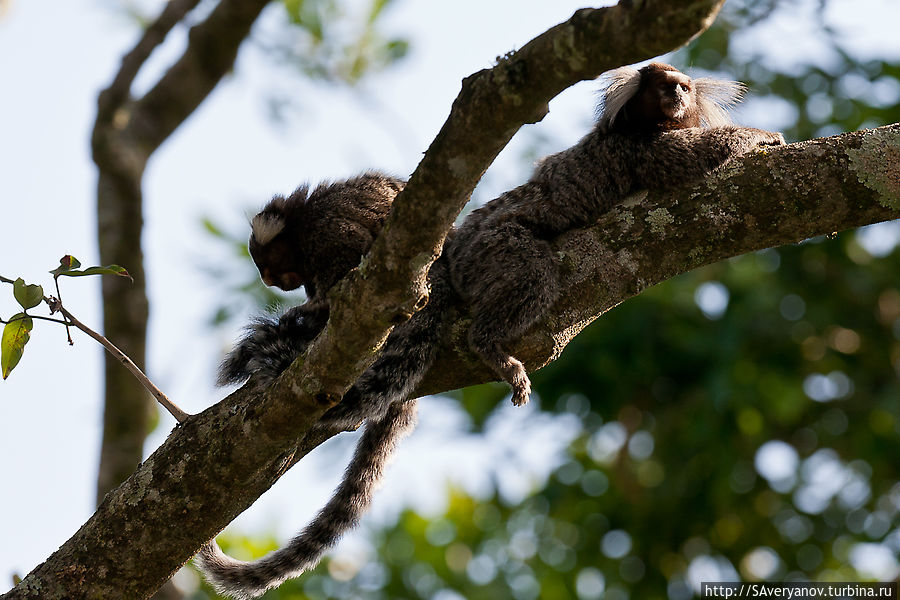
[[510, 374, 532, 407]]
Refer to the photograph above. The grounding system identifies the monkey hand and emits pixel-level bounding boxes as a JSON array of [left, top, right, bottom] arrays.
[[510, 363, 532, 407], [754, 129, 786, 146]]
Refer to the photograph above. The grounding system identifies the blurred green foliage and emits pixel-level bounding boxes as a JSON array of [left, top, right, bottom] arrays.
[[114, 0, 407, 85], [273, 0, 408, 84], [683, 0, 900, 141], [193, 1, 900, 598]]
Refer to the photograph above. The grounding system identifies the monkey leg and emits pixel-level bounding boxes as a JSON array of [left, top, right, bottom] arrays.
[[468, 324, 532, 407], [462, 222, 560, 406], [320, 258, 454, 428]]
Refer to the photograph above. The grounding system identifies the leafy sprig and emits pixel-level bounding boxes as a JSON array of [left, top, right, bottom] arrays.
[[1, 256, 187, 422]]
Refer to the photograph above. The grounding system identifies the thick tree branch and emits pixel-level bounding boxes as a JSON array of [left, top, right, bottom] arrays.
[[11, 123, 898, 598], [418, 125, 900, 395], [19, 0, 880, 598], [275, 0, 730, 439]]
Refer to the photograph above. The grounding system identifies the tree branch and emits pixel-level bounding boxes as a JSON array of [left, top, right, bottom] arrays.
[[15, 1, 856, 597], [127, 0, 272, 152], [56, 305, 189, 423], [346, 0, 730, 338], [272, 0, 730, 441], [417, 125, 900, 395], [11, 124, 897, 599], [96, 0, 204, 121]]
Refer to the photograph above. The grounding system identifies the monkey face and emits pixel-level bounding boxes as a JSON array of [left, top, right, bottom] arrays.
[[601, 62, 744, 134], [657, 71, 694, 120], [249, 236, 306, 291], [643, 68, 697, 125], [609, 62, 702, 133]]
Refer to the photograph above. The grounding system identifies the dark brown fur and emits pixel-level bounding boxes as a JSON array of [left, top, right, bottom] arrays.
[[248, 172, 403, 298], [202, 172, 455, 599], [201, 63, 784, 598], [447, 63, 782, 405]]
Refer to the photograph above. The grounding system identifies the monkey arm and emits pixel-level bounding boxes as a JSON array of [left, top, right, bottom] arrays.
[[507, 126, 783, 238], [630, 126, 785, 189]]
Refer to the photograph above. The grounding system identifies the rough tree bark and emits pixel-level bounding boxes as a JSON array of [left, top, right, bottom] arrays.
[[7, 1, 899, 599]]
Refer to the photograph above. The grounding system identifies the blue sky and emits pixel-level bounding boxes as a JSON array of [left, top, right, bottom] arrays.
[[1, 0, 899, 589]]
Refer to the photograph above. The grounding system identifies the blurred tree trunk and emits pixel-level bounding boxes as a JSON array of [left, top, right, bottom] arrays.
[[94, 163, 151, 503], [91, 0, 269, 496], [90, 0, 272, 597]]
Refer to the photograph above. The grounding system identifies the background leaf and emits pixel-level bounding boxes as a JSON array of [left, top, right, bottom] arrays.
[[1, 313, 33, 380], [49, 255, 82, 276], [55, 265, 133, 281], [12, 279, 43, 310]]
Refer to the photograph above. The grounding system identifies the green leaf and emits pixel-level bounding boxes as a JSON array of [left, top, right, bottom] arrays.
[[202, 217, 225, 237], [50, 255, 82, 276], [385, 38, 409, 61], [283, 0, 303, 23], [56, 265, 133, 281], [12, 278, 43, 310], [368, 0, 391, 23], [2, 313, 33, 379]]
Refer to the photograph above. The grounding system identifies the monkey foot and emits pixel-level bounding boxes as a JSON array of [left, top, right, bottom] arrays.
[[510, 376, 532, 407]]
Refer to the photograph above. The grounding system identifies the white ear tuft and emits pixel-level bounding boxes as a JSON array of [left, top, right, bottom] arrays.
[[597, 66, 642, 133], [251, 212, 286, 246], [693, 78, 746, 127]]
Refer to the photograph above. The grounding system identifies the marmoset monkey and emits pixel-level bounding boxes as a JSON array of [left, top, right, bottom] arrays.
[[446, 62, 783, 405], [198, 173, 455, 599], [216, 173, 405, 386], [197, 62, 784, 598]]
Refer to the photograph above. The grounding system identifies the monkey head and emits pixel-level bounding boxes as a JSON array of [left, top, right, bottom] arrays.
[[598, 62, 745, 135], [249, 173, 405, 300], [249, 197, 307, 292], [637, 63, 699, 128]]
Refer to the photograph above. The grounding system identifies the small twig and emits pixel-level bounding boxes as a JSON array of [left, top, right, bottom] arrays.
[[53, 277, 74, 345], [1, 314, 70, 326], [53, 303, 189, 423], [3, 272, 188, 421]]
